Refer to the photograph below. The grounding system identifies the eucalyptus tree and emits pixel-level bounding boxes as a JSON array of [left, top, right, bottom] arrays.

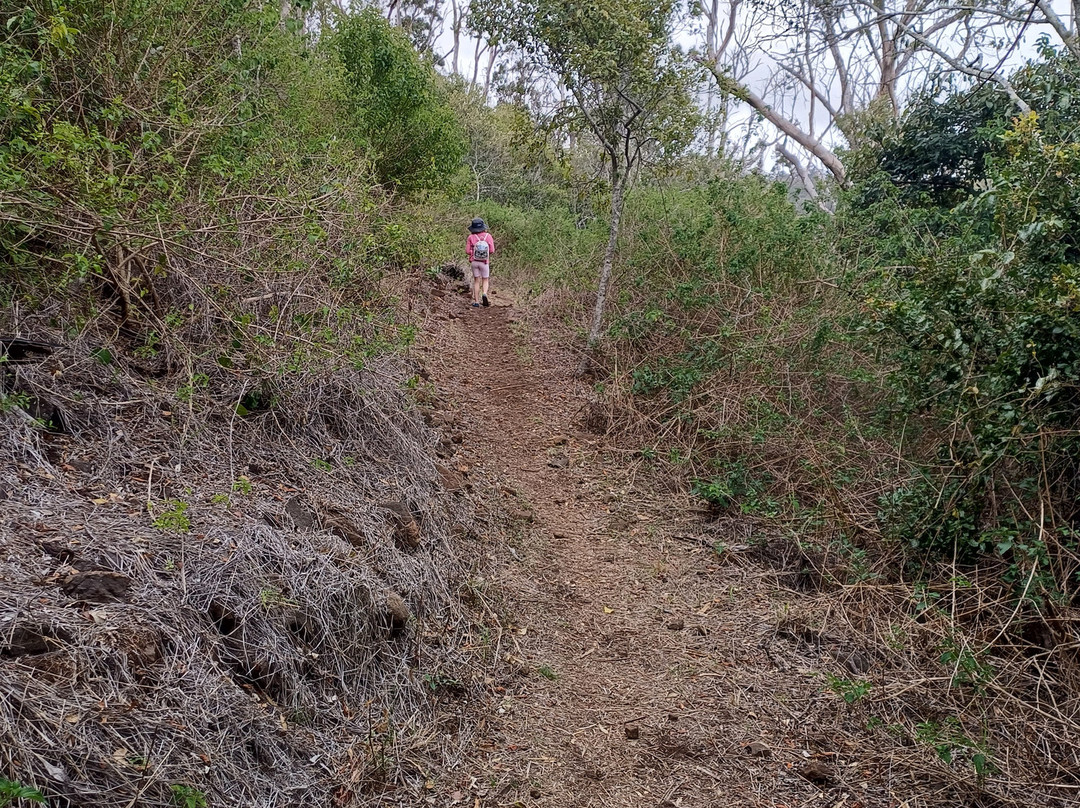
[[698, 0, 1080, 193], [475, 0, 699, 360]]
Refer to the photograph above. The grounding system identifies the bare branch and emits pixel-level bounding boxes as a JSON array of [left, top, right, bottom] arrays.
[[701, 58, 849, 186]]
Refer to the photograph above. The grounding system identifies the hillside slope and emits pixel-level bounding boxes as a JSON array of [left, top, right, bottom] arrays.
[[1, 313, 488, 806]]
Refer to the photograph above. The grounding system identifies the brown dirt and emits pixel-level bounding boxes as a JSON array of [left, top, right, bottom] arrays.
[[416, 282, 912, 808]]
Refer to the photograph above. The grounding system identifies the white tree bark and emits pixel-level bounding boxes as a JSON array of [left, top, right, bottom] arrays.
[[583, 169, 626, 358], [776, 142, 819, 202], [702, 60, 849, 186], [701, 0, 1067, 180]]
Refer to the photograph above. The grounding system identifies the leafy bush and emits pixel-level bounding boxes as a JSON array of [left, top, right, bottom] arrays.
[[0, 778, 44, 807], [848, 61, 1080, 599], [334, 10, 465, 194]]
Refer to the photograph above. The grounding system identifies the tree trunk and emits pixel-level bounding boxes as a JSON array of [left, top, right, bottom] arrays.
[[471, 39, 483, 86], [701, 60, 849, 187], [483, 43, 498, 98], [776, 142, 819, 203], [450, 0, 461, 74], [579, 169, 626, 374]]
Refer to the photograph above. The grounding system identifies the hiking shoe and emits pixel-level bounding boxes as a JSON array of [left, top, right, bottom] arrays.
[[482, 294, 490, 307], [472, 302, 480, 307]]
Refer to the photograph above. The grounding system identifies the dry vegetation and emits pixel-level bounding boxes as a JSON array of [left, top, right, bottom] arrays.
[[578, 239, 1080, 804], [0, 324, 495, 806], [0, 176, 501, 806], [447, 175, 1079, 805]]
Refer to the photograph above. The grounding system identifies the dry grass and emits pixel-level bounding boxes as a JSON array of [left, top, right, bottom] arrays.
[[0, 187, 498, 805]]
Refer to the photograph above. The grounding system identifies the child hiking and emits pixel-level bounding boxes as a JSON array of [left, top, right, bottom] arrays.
[[466, 217, 495, 308]]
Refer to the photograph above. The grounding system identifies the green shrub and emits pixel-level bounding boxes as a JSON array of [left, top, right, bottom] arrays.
[[0, 778, 44, 807], [854, 106, 1080, 596], [334, 10, 465, 194]]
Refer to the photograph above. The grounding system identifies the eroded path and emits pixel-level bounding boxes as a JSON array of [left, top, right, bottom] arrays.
[[417, 282, 893, 808]]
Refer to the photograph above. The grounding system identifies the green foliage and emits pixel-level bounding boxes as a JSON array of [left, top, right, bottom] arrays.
[[692, 461, 774, 515], [259, 587, 298, 610], [168, 784, 207, 808], [334, 10, 465, 193], [850, 48, 1080, 208], [421, 671, 464, 692], [447, 86, 571, 208], [151, 500, 191, 533], [0, 391, 33, 414], [825, 674, 872, 705], [0, 778, 45, 807], [938, 633, 995, 691], [479, 0, 700, 170], [851, 94, 1080, 596], [913, 718, 995, 778]]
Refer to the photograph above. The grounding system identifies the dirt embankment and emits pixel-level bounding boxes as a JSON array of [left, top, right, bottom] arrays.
[[0, 319, 493, 806]]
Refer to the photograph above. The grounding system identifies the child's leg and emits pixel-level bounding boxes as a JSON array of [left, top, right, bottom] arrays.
[[471, 263, 482, 302]]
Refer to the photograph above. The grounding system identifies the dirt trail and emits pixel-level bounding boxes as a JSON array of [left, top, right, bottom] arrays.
[[419, 284, 889, 808]]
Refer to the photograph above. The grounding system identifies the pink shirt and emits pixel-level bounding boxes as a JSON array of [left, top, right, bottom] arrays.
[[467, 232, 494, 263]]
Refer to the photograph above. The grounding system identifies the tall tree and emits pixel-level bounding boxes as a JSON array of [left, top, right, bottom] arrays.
[[477, 0, 698, 364], [698, 0, 1079, 190]]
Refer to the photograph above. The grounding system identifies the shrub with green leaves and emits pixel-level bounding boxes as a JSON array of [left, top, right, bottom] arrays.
[[334, 10, 465, 194], [856, 108, 1080, 593], [0, 778, 44, 807]]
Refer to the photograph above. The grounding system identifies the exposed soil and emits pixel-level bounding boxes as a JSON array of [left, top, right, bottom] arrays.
[[417, 282, 911, 808]]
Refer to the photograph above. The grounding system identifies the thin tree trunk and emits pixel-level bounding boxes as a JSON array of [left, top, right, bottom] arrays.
[[450, 0, 461, 74], [579, 169, 626, 374], [471, 39, 483, 86], [776, 143, 818, 202], [483, 43, 498, 97]]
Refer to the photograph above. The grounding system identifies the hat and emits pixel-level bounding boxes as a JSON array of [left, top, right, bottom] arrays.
[[468, 217, 486, 234]]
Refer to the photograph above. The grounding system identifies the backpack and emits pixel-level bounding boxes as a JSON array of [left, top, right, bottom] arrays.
[[473, 236, 490, 261]]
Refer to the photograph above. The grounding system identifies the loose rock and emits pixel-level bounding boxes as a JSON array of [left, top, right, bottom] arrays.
[[382, 501, 421, 550], [323, 510, 366, 548], [381, 591, 411, 634], [745, 741, 771, 758], [798, 760, 833, 785], [284, 496, 315, 531], [436, 463, 465, 491], [61, 570, 132, 603]]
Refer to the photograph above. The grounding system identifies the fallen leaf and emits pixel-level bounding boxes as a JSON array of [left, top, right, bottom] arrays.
[[603, 606, 614, 614]]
